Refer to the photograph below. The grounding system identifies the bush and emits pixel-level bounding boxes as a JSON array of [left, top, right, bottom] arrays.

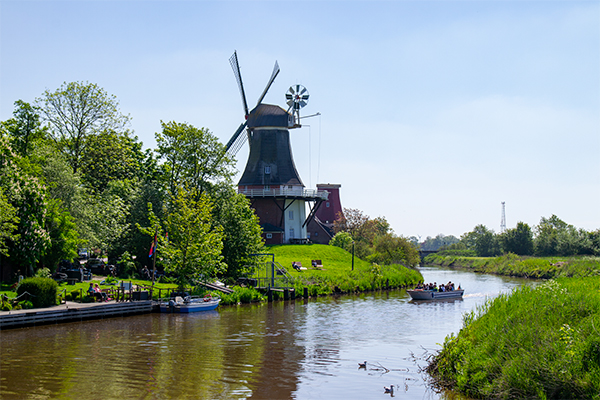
[[34, 267, 52, 278], [18, 300, 33, 309], [16, 277, 58, 308], [117, 251, 138, 278], [1, 301, 12, 311]]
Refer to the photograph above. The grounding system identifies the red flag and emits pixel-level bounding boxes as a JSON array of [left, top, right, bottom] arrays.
[[149, 232, 157, 257]]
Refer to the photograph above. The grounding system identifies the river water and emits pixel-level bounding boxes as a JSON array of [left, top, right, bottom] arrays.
[[0, 266, 534, 399]]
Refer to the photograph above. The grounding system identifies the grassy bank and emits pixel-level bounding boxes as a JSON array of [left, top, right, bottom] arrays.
[[263, 244, 422, 296], [424, 253, 600, 279], [427, 277, 600, 399]]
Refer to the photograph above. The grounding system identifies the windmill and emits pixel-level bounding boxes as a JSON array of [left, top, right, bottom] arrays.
[[225, 51, 327, 244]]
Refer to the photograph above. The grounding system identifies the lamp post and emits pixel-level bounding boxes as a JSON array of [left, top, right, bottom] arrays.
[[351, 241, 355, 271]]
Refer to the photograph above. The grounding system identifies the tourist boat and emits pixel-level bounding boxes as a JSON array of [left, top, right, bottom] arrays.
[[159, 295, 221, 313], [406, 289, 464, 300]]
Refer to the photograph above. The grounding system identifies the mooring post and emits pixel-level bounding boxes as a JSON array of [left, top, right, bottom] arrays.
[[303, 287, 309, 298], [291, 289, 296, 300], [284, 288, 289, 301], [267, 288, 273, 302]]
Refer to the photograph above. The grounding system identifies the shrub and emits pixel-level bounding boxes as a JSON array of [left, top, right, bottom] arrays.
[[1, 301, 12, 311], [16, 277, 58, 308], [18, 300, 33, 309], [117, 251, 138, 278], [34, 267, 52, 278]]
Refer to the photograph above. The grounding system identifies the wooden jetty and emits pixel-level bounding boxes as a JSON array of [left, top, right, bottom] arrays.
[[0, 300, 153, 330]]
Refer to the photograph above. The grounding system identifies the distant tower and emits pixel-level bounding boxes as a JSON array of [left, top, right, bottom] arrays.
[[500, 202, 506, 233]]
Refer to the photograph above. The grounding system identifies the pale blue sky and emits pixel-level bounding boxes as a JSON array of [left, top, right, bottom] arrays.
[[1, 0, 599, 239]]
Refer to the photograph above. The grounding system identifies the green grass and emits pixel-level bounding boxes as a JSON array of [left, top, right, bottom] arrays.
[[259, 244, 422, 295], [424, 253, 600, 279], [427, 277, 600, 399]]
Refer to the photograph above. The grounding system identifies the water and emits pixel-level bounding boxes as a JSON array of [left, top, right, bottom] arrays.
[[0, 267, 534, 399]]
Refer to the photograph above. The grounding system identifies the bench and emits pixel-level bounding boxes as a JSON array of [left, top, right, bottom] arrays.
[[311, 260, 324, 269]]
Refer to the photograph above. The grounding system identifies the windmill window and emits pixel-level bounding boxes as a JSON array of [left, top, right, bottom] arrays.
[[264, 166, 271, 174], [264, 185, 270, 190], [266, 233, 273, 239], [289, 228, 295, 239], [289, 210, 294, 220], [307, 232, 311, 239], [326, 202, 330, 208]]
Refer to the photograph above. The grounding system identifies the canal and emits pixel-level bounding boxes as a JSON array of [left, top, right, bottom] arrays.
[[0, 266, 534, 399]]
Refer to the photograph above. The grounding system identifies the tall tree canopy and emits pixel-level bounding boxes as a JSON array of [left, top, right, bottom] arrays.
[[36, 81, 130, 173], [156, 121, 235, 198], [0, 100, 47, 157]]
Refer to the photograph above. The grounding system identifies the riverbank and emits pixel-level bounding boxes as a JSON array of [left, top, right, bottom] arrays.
[[424, 253, 600, 279], [427, 276, 600, 399]]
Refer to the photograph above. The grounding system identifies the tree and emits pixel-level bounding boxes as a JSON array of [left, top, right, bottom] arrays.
[[0, 136, 49, 274], [329, 231, 354, 251], [210, 186, 264, 281], [142, 187, 225, 290], [155, 121, 235, 198], [499, 222, 534, 255], [36, 81, 130, 173], [461, 225, 501, 257], [534, 215, 567, 256], [420, 234, 460, 251], [369, 234, 420, 267], [79, 130, 145, 193], [0, 187, 19, 256], [0, 100, 47, 157], [39, 199, 78, 270]]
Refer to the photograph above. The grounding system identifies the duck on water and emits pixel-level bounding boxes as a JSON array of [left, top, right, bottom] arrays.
[[407, 281, 464, 300]]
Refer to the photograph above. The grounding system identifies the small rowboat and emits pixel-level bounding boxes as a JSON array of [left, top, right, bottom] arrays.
[[160, 295, 221, 313], [407, 289, 464, 300]]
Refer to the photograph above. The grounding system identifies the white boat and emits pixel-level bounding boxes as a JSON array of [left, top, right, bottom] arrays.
[[407, 289, 464, 300], [159, 295, 221, 313]]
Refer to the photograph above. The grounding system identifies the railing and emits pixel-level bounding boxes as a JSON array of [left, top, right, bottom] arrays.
[[238, 188, 329, 200]]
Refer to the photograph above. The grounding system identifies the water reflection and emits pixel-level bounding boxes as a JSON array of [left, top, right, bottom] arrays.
[[0, 266, 534, 399]]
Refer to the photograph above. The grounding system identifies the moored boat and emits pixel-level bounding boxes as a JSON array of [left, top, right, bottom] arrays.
[[407, 289, 464, 300], [159, 295, 221, 313]]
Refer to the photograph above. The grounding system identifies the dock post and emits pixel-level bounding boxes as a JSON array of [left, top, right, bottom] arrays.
[[291, 289, 296, 300], [284, 289, 289, 301], [267, 288, 273, 302], [303, 287, 309, 298]]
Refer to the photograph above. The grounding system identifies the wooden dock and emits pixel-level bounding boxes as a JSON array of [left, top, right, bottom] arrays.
[[0, 300, 153, 330]]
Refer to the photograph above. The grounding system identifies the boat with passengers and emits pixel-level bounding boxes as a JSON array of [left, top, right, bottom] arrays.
[[407, 282, 464, 300]]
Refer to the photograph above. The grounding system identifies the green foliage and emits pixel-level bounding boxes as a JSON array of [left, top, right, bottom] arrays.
[[427, 277, 600, 399], [329, 231, 353, 251], [16, 277, 58, 308], [155, 121, 235, 197], [210, 186, 264, 280], [140, 187, 225, 291], [420, 234, 460, 251], [461, 224, 501, 257], [498, 221, 533, 255], [34, 267, 51, 278], [117, 251, 138, 278], [0, 100, 48, 157], [0, 186, 19, 256], [18, 300, 33, 309], [220, 286, 265, 305], [368, 234, 420, 267], [424, 253, 600, 279], [39, 199, 78, 269], [36, 81, 130, 174]]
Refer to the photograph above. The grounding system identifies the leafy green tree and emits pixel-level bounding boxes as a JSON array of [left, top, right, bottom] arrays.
[[36, 81, 130, 173], [461, 224, 501, 257], [79, 130, 145, 193], [0, 136, 49, 275], [0, 187, 19, 256], [39, 199, 78, 270], [499, 222, 534, 255], [369, 234, 420, 267], [210, 186, 264, 281], [155, 121, 235, 198], [534, 215, 568, 256], [141, 187, 224, 290], [329, 231, 354, 251], [420, 234, 460, 251], [0, 100, 48, 157]]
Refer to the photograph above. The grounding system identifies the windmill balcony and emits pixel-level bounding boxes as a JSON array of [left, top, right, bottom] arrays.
[[238, 187, 329, 201]]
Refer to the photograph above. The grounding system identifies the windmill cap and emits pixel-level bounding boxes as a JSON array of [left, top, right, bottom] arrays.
[[248, 104, 293, 129]]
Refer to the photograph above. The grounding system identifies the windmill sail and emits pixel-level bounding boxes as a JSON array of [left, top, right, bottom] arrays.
[[256, 61, 280, 106], [229, 51, 249, 116]]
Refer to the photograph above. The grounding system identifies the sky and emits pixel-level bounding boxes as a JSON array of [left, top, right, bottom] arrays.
[[1, 0, 599, 240]]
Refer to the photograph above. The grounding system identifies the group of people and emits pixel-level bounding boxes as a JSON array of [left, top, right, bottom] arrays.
[[87, 283, 109, 302], [415, 281, 458, 292]]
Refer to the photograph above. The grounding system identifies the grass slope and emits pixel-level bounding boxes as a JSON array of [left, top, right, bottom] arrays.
[[427, 277, 600, 399], [264, 244, 422, 295]]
